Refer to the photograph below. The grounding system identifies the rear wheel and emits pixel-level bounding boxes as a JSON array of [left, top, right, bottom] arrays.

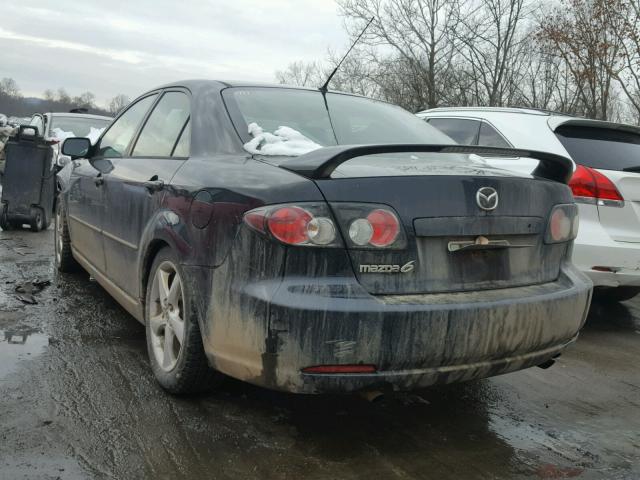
[[145, 247, 220, 394], [54, 200, 79, 272], [594, 286, 640, 302], [0, 206, 12, 231], [29, 207, 44, 232]]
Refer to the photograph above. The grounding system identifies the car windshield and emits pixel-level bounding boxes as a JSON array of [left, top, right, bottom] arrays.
[[50, 116, 111, 138], [223, 87, 453, 156]]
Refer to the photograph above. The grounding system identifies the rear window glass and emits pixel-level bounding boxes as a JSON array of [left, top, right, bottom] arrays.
[[50, 116, 111, 138], [223, 87, 453, 153], [555, 126, 640, 171]]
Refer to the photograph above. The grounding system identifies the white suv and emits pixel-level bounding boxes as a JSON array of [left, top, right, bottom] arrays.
[[418, 107, 640, 302]]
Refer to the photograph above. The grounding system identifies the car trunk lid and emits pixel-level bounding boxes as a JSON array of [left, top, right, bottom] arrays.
[[277, 146, 574, 295]]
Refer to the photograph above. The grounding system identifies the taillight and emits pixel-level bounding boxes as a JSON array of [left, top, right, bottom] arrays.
[[267, 206, 313, 244], [367, 209, 400, 246], [569, 165, 623, 206], [243, 202, 406, 249], [243, 203, 340, 247], [333, 203, 406, 249], [545, 204, 579, 244], [45, 138, 60, 146]]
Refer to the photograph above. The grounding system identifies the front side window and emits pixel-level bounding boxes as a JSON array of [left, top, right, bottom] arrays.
[[223, 87, 452, 154], [133, 92, 190, 157], [96, 94, 157, 158], [427, 118, 480, 145]]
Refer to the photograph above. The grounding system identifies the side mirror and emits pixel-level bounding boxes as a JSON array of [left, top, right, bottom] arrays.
[[61, 137, 91, 159]]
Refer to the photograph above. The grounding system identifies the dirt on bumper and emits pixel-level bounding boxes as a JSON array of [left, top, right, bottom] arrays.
[[200, 262, 592, 394]]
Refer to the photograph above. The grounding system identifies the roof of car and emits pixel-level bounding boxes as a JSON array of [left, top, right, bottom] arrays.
[[152, 79, 366, 98], [417, 106, 640, 133], [416, 106, 567, 116], [47, 112, 112, 120]]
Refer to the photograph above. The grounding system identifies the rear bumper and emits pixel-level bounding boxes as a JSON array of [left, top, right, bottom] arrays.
[[574, 204, 640, 287], [202, 262, 592, 394]]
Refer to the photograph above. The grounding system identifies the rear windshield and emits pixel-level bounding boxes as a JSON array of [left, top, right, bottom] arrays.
[[222, 87, 452, 154], [50, 116, 111, 138], [555, 125, 640, 171]]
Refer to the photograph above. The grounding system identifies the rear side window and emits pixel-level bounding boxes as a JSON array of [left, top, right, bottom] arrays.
[[96, 94, 157, 158], [555, 126, 640, 171], [478, 122, 510, 148], [172, 120, 190, 157], [427, 118, 480, 145], [133, 91, 190, 157]]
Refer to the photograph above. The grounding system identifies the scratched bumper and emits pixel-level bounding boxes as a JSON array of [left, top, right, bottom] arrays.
[[200, 261, 592, 394]]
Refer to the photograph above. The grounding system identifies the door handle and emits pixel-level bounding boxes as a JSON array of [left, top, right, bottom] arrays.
[[94, 173, 104, 187], [144, 176, 165, 193]]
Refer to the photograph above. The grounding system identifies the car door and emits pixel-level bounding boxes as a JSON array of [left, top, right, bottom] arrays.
[[101, 89, 191, 297], [68, 94, 158, 273]]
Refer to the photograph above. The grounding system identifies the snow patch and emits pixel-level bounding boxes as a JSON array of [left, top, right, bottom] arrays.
[[86, 127, 105, 145], [243, 123, 321, 156], [51, 126, 105, 145], [51, 127, 75, 142]]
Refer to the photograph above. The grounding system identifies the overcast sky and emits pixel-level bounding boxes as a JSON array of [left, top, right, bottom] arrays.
[[1, 0, 347, 106]]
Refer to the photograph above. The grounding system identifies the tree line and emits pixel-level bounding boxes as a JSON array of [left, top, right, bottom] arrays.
[[276, 0, 640, 124], [0, 77, 130, 118]]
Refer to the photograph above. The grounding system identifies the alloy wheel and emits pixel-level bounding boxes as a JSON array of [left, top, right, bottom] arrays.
[[148, 261, 186, 372]]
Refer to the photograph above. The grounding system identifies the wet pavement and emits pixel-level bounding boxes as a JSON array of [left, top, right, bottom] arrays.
[[0, 227, 639, 480]]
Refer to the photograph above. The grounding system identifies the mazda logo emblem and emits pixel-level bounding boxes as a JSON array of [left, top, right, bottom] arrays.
[[476, 187, 499, 211]]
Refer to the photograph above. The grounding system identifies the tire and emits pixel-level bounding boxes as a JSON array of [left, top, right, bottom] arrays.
[[54, 199, 80, 272], [0, 206, 12, 231], [594, 286, 640, 303], [145, 247, 220, 394], [29, 206, 44, 232]]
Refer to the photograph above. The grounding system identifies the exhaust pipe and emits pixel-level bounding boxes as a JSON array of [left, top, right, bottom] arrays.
[[537, 359, 555, 369], [359, 390, 385, 403]]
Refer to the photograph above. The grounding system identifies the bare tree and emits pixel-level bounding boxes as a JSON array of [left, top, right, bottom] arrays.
[[108, 94, 130, 116], [337, 0, 467, 109], [537, 0, 625, 120], [56, 88, 71, 105], [0, 78, 20, 98], [455, 0, 534, 106], [605, 0, 640, 122], [43, 89, 56, 102], [275, 61, 326, 87]]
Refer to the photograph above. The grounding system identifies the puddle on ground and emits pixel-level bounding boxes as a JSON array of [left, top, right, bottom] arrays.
[[0, 328, 48, 380]]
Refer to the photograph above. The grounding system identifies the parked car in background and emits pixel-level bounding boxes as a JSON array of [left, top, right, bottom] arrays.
[[418, 107, 640, 301], [55, 80, 591, 395], [27, 112, 112, 169]]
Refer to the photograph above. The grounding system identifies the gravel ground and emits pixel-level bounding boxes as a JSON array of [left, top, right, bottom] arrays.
[[0, 227, 639, 480]]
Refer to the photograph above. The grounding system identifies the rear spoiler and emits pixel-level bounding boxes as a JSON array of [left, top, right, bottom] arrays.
[[279, 144, 574, 184]]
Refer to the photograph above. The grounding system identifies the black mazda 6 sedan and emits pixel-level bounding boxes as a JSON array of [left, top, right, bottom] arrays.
[[56, 80, 592, 394]]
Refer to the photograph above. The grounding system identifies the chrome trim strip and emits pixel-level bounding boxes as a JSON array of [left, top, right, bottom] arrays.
[[68, 214, 101, 232], [102, 229, 138, 250], [68, 214, 138, 250]]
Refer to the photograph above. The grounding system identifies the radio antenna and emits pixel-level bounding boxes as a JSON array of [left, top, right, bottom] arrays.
[[319, 16, 374, 93]]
